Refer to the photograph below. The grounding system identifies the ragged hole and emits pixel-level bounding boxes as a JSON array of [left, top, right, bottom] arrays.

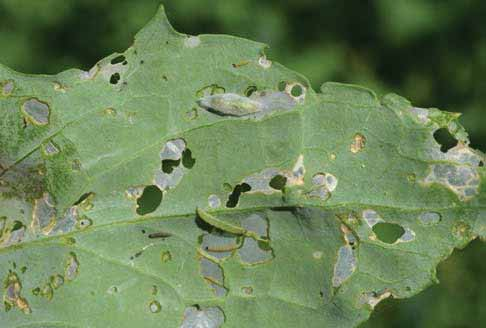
[[110, 55, 126, 65], [226, 183, 251, 208], [182, 149, 196, 169], [110, 73, 121, 85], [433, 128, 458, 153], [136, 186, 162, 215], [161, 159, 180, 174], [268, 174, 287, 190], [372, 222, 405, 244], [277, 81, 287, 92]]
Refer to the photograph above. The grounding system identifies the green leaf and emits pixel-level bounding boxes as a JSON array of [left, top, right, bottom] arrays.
[[0, 5, 484, 327]]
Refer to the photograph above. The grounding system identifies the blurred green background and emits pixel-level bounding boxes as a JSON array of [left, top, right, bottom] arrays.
[[0, 1, 484, 326]]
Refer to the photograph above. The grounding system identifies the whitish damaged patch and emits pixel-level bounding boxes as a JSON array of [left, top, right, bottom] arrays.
[[199, 257, 227, 297], [341, 225, 358, 247], [32, 193, 57, 234], [80, 64, 100, 80], [308, 172, 338, 200], [396, 228, 415, 243], [241, 155, 304, 194], [198, 93, 263, 117], [358, 290, 392, 309], [362, 209, 384, 227], [154, 139, 187, 191], [241, 214, 268, 240], [313, 251, 323, 259], [350, 133, 366, 153], [332, 246, 357, 288], [1, 221, 26, 248], [419, 212, 441, 226], [198, 87, 302, 119], [409, 107, 430, 124], [21, 98, 50, 126], [208, 194, 221, 209], [64, 253, 79, 281], [287, 154, 305, 185], [149, 300, 161, 313], [49, 207, 78, 235], [239, 238, 273, 265], [180, 306, 225, 328], [244, 168, 281, 194], [3, 271, 31, 314], [423, 143, 482, 201], [160, 139, 186, 160], [184, 35, 201, 48], [42, 141, 60, 156], [32, 196, 87, 237], [53, 82, 67, 93], [258, 55, 272, 69], [1, 80, 14, 96], [125, 186, 144, 200], [100, 60, 128, 85], [332, 225, 358, 288]]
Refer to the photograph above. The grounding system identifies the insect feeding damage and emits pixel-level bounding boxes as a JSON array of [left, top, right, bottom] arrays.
[[180, 305, 225, 328], [197, 82, 306, 119]]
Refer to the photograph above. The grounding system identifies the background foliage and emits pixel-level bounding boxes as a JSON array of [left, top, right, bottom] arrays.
[[0, 1, 484, 326]]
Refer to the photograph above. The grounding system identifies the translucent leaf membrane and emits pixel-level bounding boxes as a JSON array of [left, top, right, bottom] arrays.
[[0, 5, 485, 328]]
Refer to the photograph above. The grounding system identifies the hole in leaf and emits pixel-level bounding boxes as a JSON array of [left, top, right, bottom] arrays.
[[110, 55, 126, 65], [372, 222, 405, 244], [136, 185, 162, 215], [433, 128, 458, 152], [269, 175, 287, 190], [182, 149, 196, 169], [110, 73, 120, 85], [11, 220, 24, 231], [290, 84, 303, 97], [278, 81, 287, 91], [479, 161, 484, 167], [226, 183, 251, 208], [245, 86, 257, 97], [161, 159, 180, 173]]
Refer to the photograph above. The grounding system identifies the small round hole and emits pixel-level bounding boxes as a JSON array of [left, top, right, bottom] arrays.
[[245, 86, 257, 97], [290, 84, 303, 97], [269, 175, 287, 190]]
